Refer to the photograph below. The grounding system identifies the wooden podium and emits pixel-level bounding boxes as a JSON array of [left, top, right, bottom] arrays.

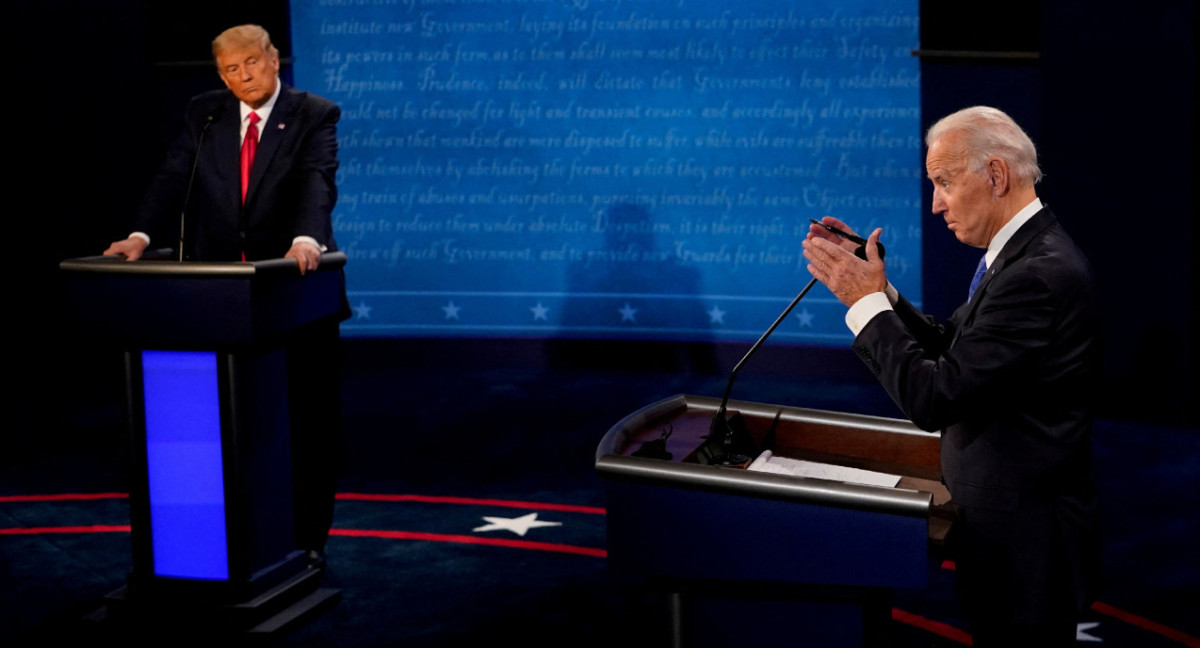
[[60, 253, 346, 633], [596, 394, 950, 647]]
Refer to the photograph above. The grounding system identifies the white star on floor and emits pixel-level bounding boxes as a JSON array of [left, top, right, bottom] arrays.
[[442, 301, 461, 320], [1076, 621, 1102, 642], [473, 512, 562, 537], [707, 305, 726, 324], [530, 302, 550, 321], [795, 308, 814, 327], [618, 303, 638, 322], [353, 301, 372, 320]]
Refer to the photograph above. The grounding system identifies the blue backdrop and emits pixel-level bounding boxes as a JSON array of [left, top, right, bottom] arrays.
[[291, 0, 921, 343]]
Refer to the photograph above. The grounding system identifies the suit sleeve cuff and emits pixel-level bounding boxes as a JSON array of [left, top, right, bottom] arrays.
[[845, 291, 894, 337]]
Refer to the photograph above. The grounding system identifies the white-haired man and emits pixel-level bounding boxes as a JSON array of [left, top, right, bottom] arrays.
[[803, 106, 1101, 646]]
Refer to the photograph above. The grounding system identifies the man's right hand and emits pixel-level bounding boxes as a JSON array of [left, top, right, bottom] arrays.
[[807, 216, 864, 256], [103, 237, 149, 261]]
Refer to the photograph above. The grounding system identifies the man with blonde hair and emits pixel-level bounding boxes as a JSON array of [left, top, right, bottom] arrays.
[[106, 24, 336, 272], [803, 106, 1101, 645], [106, 24, 345, 563]]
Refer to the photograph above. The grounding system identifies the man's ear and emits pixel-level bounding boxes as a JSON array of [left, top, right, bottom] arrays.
[[988, 158, 1010, 197]]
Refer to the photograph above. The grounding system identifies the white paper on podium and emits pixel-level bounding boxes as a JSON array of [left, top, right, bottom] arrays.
[[747, 450, 901, 488]]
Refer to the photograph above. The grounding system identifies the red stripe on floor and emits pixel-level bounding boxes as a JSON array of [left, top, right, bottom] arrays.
[[892, 607, 973, 645], [1091, 601, 1200, 647], [0, 525, 130, 535], [0, 493, 128, 503], [330, 528, 607, 557], [940, 558, 1199, 646], [4, 513, 1197, 648], [337, 492, 606, 515]]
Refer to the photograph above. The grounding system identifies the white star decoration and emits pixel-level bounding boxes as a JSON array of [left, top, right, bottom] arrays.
[[795, 308, 814, 327], [707, 305, 726, 324], [618, 303, 638, 322], [473, 512, 562, 537], [353, 301, 372, 320], [442, 301, 461, 320], [1076, 622, 1102, 642], [530, 302, 550, 321]]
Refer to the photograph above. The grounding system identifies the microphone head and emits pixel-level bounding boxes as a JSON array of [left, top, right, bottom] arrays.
[[854, 241, 886, 261]]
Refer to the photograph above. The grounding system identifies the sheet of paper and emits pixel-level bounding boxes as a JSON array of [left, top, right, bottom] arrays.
[[747, 450, 901, 488]]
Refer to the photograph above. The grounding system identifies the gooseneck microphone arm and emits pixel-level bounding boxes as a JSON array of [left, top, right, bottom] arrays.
[[708, 236, 885, 462], [179, 110, 222, 261], [709, 277, 818, 443]]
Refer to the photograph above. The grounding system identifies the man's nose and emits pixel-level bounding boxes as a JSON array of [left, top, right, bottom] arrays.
[[931, 190, 946, 213]]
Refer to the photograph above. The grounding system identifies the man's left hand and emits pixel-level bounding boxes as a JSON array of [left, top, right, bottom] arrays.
[[286, 241, 322, 275], [803, 227, 888, 307]]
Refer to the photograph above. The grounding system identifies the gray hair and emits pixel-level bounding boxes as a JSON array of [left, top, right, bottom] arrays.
[[926, 106, 1042, 185]]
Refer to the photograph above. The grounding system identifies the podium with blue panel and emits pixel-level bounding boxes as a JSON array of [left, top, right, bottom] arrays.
[[596, 395, 950, 647], [60, 252, 345, 632]]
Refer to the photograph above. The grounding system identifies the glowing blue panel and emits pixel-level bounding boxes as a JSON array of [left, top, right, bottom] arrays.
[[142, 350, 229, 580]]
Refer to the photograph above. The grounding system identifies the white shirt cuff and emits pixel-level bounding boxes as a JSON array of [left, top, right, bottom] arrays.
[[292, 236, 326, 253], [845, 284, 897, 337], [130, 232, 150, 245]]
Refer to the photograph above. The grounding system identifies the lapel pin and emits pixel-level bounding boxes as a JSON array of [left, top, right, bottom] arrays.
[[278, 123, 286, 130]]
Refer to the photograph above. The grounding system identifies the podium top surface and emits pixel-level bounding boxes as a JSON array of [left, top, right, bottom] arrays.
[[59, 251, 347, 278], [60, 252, 347, 348], [596, 394, 939, 518]]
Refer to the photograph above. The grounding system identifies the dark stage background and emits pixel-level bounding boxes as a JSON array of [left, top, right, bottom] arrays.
[[5, 0, 1198, 645]]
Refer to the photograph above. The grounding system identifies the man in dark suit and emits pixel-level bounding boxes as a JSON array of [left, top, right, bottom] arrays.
[[106, 25, 343, 561], [106, 24, 337, 269], [803, 106, 1101, 646]]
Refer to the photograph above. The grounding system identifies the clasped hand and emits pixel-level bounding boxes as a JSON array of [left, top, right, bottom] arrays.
[[801, 216, 888, 307]]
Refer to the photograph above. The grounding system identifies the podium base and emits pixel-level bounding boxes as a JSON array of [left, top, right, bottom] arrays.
[[85, 567, 340, 638]]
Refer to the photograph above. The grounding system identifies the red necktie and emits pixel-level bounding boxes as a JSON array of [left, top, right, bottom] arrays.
[[240, 111, 260, 205]]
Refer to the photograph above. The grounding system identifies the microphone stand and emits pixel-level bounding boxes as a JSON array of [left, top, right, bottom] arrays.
[[706, 278, 818, 466], [178, 113, 220, 261], [705, 239, 884, 466]]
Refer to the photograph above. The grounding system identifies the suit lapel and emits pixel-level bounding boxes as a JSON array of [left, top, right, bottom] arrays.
[[244, 85, 297, 210], [207, 94, 243, 225], [950, 207, 1057, 343]]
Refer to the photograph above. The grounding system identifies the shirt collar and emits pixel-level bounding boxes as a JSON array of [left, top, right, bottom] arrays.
[[985, 196, 1042, 266], [239, 78, 282, 125]]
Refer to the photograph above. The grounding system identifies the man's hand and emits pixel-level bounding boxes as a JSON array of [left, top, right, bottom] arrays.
[[103, 237, 149, 261], [286, 240, 322, 275], [808, 216, 864, 256], [803, 226, 888, 307]]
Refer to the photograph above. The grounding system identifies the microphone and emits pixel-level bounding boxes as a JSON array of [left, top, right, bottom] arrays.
[[703, 225, 885, 465], [177, 107, 224, 261]]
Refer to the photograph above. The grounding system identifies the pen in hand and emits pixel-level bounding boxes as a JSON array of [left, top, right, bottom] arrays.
[[808, 218, 886, 260]]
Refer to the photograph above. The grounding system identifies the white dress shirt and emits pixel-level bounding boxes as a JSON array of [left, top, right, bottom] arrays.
[[844, 197, 1044, 336]]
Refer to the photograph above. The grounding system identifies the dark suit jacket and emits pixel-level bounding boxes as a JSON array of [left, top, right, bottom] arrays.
[[133, 85, 346, 550], [853, 207, 1102, 624], [135, 84, 340, 261]]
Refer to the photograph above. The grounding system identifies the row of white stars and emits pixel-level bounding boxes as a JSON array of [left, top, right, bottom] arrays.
[[353, 300, 817, 327]]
